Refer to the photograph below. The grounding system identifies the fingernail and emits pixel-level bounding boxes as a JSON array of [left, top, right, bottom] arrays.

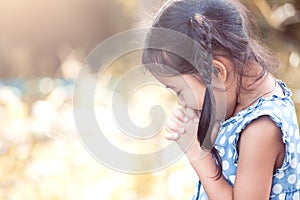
[[167, 120, 178, 129], [179, 127, 185, 134], [165, 132, 179, 140], [173, 133, 179, 139], [165, 132, 172, 139], [183, 116, 189, 123], [186, 107, 194, 118], [173, 107, 181, 117]]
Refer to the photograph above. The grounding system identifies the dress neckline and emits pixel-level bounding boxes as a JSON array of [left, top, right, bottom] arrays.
[[220, 79, 291, 127]]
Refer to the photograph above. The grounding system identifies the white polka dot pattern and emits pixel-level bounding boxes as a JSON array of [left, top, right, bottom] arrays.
[[290, 126, 295, 137], [275, 171, 285, 179], [222, 160, 229, 171], [297, 180, 300, 189], [289, 143, 295, 153], [283, 107, 290, 117], [278, 193, 285, 200], [228, 135, 235, 144], [274, 108, 282, 118], [288, 174, 297, 184], [219, 147, 225, 157], [228, 149, 233, 159], [219, 135, 226, 145], [293, 192, 299, 200], [291, 158, 297, 169], [229, 175, 236, 184], [272, 184, 283, 194], [193, 80, 300, 200]]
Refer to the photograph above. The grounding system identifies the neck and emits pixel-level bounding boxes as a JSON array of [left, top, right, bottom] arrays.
[[234, 72, 277, 115]]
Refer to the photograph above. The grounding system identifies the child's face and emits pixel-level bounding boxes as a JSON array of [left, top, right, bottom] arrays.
[[153, 73, 206, 111]]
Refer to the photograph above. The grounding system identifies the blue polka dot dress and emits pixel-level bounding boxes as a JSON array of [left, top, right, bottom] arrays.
[[192, 80, 300, 200]]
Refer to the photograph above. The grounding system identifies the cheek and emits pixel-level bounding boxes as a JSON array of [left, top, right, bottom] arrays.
[[181, 89, 205, 110], [213, 90, 228, 119]]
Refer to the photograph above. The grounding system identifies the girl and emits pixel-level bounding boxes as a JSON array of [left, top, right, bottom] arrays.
[[142, 0, 300, 199]]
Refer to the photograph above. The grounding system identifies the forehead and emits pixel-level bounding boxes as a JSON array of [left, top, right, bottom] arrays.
[[154, 74, 183, 87], [153, 73, 204, 88]]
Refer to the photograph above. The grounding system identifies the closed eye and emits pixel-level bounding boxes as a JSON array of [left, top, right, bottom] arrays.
[[165, 85, 181, 96], [176, 91, 181, 96]]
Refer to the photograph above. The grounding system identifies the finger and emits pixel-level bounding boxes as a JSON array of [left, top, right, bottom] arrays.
[[173, 107, 189, 123], [166, 119, 179, 131], [165, 131, 179, 140], [184, 107, 200, 124], [167, 115, 185, 133], [193, 117, 200, 124], [166, 120, 185, 134], [185, 107, 197, 119]]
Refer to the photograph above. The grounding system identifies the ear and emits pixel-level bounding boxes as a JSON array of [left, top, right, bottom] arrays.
[[212, 59, 227, 82]]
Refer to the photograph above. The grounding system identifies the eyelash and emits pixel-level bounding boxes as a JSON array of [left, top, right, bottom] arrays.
[[166, 86, 181, 96]]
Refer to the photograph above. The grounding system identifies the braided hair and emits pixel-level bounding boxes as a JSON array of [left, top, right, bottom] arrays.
[[189, 14, 223, 178], [142, 0, 278, 179]]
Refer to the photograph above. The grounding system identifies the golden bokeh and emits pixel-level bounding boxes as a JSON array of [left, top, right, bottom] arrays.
[[0, 0, 299, 199]]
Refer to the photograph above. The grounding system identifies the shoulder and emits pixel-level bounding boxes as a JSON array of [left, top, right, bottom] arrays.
[[234, 116, 286, 198], [238, 116, 285, 169], [240, 116, 282, 145], [239, 115, 283, 148]]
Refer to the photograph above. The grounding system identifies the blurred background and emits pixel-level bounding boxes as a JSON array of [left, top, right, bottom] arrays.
[[0, 0, 299, 199]]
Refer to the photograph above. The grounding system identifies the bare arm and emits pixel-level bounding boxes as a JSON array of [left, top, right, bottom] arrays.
[[233, 116, 284, 199], [166, 108, 284, 199]]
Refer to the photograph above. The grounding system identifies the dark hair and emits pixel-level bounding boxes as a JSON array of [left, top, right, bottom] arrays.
[[142, 0, 278, 179]]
